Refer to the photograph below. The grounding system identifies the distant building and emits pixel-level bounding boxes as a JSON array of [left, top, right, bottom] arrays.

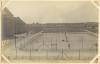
[[85, 22, 98, 33]]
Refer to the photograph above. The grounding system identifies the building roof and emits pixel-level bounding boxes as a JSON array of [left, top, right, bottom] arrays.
[[2, 7, 13, 17]]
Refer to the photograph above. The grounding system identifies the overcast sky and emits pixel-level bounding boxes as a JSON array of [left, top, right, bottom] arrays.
[[6, 1, 98, 24]]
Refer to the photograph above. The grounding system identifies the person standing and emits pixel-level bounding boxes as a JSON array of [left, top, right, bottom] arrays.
[[68, 43, 70, 49]]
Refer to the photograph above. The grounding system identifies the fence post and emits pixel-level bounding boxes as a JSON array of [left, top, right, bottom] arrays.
[[81, 36, 83, 49], [29, 48, 32, 59], [51, 39, 52, 48], [15, 35, 17, 58], [46, 50, 48, 59], [79, 49, 80, 60], [43, 35, 45, 48], [61, 48, 64, 58]]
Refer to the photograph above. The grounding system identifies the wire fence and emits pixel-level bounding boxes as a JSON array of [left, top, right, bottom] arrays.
[[2, 32, 98, 61], [6, 49, 96, 61]]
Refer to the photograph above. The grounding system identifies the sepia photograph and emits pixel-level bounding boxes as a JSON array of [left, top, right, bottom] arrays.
[[1, 0, 99, 63]]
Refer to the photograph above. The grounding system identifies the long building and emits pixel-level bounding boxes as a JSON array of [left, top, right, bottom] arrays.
[[2, 7, 26, 40]]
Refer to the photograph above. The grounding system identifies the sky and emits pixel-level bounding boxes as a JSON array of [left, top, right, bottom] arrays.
[[6, 1, 98, 24]]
